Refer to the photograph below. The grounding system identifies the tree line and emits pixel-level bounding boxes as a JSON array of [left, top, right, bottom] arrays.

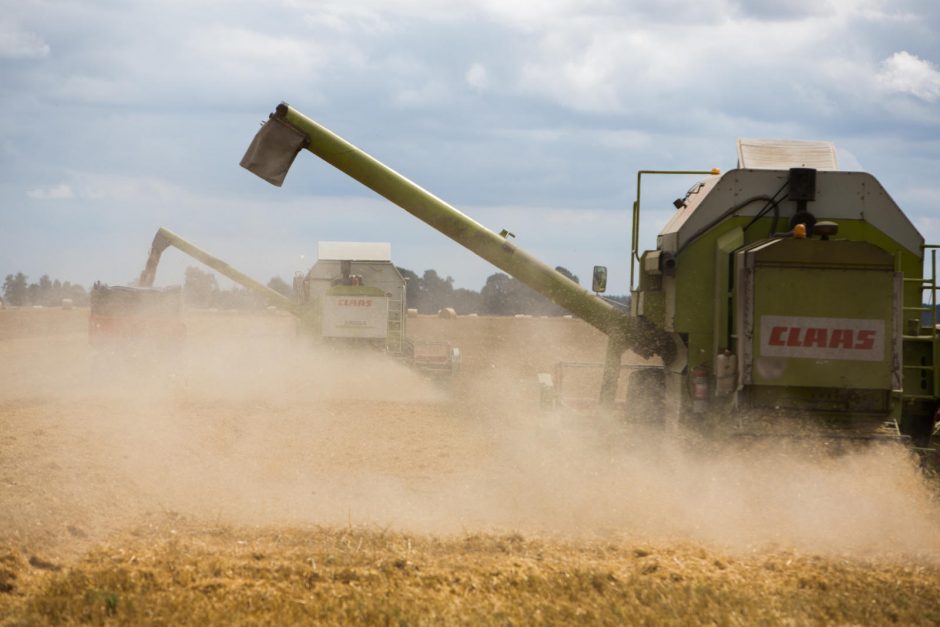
[[2, 273, 91, 307], [397, 266, 612, 316], [3, 266, 628, 316]]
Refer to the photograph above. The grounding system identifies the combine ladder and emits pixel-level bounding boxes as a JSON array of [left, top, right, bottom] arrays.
[[900, 245, 940, 440], [386, 287, 406, 355]]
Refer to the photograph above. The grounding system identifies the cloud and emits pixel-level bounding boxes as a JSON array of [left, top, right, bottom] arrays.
[[0, 22, 49, 59], [301, 5, 389, 33], [55, 75, 127, 105], [395, 81, 452, 107], [26, 184, 73, 200], [877, 51, 940, 102], [3, 0, 940, 293], [25, 173, 190, 205], [729, 0, 827, 20], [914, 214, 940, 248], [836, 147, 864, 171], [514, 11, 845, 115], [465, 62, 488, 90], [188, 25, 327, 79]]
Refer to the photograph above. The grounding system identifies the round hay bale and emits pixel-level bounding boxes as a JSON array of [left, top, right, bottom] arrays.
[[407, 308, 418, 318], [61, 298, 74, 310], [438, 307, 457, 319]]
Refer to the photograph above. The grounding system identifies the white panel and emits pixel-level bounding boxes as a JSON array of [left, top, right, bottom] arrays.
[[759, 315, 885, 362], [321, 295, 389, 338], [737, 139, 839, 170], [318, 241, 391, 261]]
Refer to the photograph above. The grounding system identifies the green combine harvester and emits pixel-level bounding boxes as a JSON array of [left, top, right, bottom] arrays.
[[240, 104, 937, 450]]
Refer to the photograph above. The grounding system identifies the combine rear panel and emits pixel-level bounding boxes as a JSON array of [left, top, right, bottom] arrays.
[[321, 286, 389, 340], [735, 238, 900, 422]]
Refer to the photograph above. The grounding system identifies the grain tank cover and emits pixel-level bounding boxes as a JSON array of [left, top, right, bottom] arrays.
[[318, 241, 391, 261], [737, 139, 839, 170]]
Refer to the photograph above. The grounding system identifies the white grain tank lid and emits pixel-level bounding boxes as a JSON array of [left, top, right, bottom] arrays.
[[317, 241, 391, 261], [737, 138, 839, 170]]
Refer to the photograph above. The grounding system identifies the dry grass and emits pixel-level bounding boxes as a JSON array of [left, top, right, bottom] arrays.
[[3, 515, 939, 626]]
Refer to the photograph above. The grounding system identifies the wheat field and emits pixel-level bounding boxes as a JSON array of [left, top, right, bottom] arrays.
[[1, 308, 938, 625]]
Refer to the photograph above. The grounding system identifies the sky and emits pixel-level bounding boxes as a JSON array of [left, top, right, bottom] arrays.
[[2, 0, 940, 294]]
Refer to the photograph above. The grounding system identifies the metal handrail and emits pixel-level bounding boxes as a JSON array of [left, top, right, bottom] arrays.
[[630, 169, 720, 291], [923, 246, 939, 336]]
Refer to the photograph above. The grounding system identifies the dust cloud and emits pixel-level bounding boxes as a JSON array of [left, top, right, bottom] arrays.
[[1, 311, 938, 563]]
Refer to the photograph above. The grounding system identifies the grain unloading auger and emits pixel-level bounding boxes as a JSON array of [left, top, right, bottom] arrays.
[[241, 103, 675, 407], [242, 103, 939, 451], [138, 227, 299, 313], [90, 228, 295, 346]]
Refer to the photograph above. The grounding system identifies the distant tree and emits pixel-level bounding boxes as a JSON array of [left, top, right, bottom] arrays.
[[267, 276, 292, 297], [183, 266, 218, 308], [481, 273, 514, 315], [36, 275, 56, 306], [26, 282, 41, 305], [419, 269, 454, 314], [509, 280, 562, 316], [2, 273, 28, 306], [61, 281, 89, 306], [451, 287, 483, 315], [1, 273, 90, 307], [480, 271, 572, 316]]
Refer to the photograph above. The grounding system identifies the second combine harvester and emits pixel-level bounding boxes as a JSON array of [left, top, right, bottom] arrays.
[[132, 229, 460, 376], [241, 102, 939, 449]]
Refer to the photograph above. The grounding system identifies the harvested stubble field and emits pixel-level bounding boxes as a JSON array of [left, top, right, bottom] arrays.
[[1, 307, 939, 625]]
